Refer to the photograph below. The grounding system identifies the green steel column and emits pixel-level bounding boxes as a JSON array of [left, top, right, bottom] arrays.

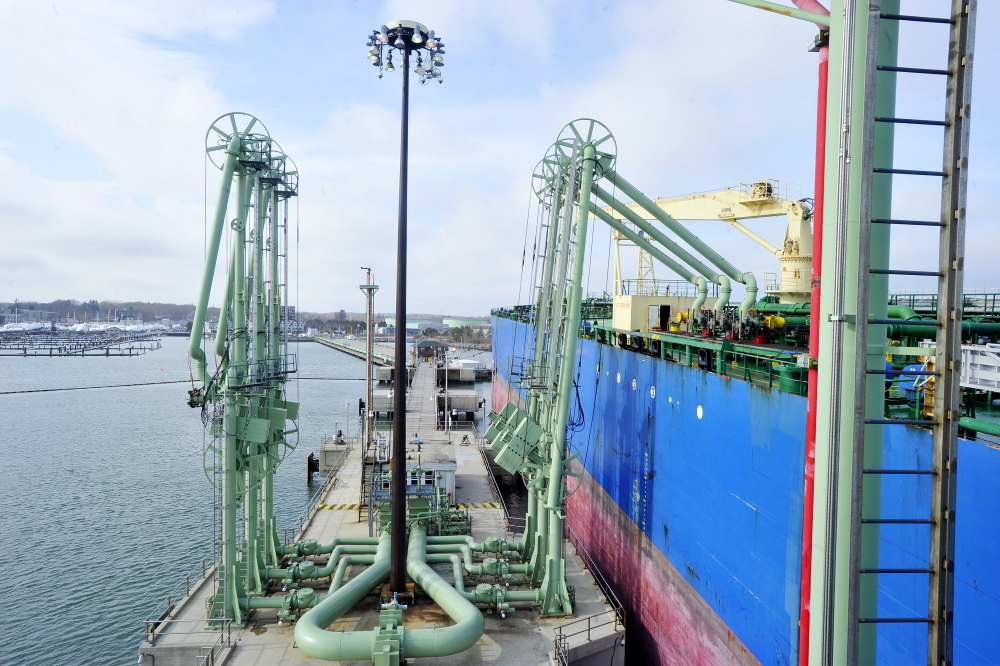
[[232, 170, 250, 612], [524, 180, 563, 565], [810, 2, 898, 663], [541, 143, 597, 615], [265, 186, 280, 567], [531, 164, 577, 588], [190, 136, 239, 384], [245, 176, 267, 594], [216, 171, 250, 624]]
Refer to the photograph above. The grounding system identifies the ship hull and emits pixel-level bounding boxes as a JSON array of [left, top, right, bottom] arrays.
[[491, 315, 1000, 664]]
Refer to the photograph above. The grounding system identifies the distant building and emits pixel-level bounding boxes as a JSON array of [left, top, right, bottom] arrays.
[[337, 310, 347, 321]]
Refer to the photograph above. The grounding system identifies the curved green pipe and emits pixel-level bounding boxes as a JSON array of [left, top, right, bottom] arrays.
[[739, 273, 758, 314], [330, 554, 376, 591], [189, 136, 239, 384], [692, 277, 709, 311], [716, 275, 732, 313], [403, 523, 485, 658], [294, 532, 391, 661]]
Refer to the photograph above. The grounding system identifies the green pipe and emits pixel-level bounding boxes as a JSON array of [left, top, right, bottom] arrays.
[[692, 277, 709, 312], [189, 136, 239, 384], [727, 0, 832, 25], [717, 275, 732, 313], [959, 416, 1000, 437], [315, 536, 380, 554], [738, 273, 758, 314], [425, 543, 530, 575], [425, 554, 539, 604], [605, 169, 743, 282], [888, 305, 919, 320], [592, 184, 719, 282], [542, 143, 598, 616], [403, 523, 485, 658], [294, 532, 391, 661], [214, 240, 237, 358], [264, 545, 377, 580], [588, 204, 697, 282], [331, 554, 377, 591]]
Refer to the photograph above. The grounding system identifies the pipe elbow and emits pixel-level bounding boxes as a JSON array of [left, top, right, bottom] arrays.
[[714, 275, 732, 312], [692, 277, 709, 312], [739, 273, 758, 314]]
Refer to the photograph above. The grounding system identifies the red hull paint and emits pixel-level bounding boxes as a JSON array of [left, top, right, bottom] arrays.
[[566, 460, 759, 666]]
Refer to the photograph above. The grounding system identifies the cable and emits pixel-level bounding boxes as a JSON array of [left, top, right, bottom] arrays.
[[0, 380, 194, 395]]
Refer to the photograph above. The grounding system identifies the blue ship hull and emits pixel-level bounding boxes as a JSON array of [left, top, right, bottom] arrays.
[[491, 316, 1000, 664]]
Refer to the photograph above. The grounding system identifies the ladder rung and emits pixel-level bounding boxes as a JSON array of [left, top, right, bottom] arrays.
[[861, 518, 934, 524], [872, 218, 944, 227], [864, 418, 936, 426], [879, 13, 953, 25], [867, 369, 936, 376], [874, 116, 947, 126], [877, 65, 950, 76], [863, 468, 936, 475], [869, 268, 942, 277], [859, 617, 932, 624], [873, 167, 947, 177], [860, 567, 934, 574]]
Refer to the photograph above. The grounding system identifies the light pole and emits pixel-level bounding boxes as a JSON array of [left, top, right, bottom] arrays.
[[367, 19, 445, 594], [360, 267, 378, 452]]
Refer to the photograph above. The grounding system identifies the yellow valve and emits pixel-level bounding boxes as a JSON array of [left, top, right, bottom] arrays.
[[762, 315, 786, 330], [675, 312, 690, 323]]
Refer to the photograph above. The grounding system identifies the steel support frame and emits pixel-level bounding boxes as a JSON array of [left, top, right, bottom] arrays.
[[929, 3, 975, 662], [810, 1, 899, 664]]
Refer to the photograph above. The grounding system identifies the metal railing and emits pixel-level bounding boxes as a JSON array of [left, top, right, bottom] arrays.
[[477, 435, 527, 533], [554, 612, 624, 666], [553, 521, 626, 664], [142, 555, 213, 638], [140, 618, 233, 666], [283, 439, 352, 544]]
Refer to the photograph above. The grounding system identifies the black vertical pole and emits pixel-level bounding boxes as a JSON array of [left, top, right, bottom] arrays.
[[390, 44, 410, 593]]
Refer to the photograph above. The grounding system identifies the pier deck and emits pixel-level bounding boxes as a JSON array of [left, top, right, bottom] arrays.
[[314, 336, 396, 366], [141, 362, 621, 665]]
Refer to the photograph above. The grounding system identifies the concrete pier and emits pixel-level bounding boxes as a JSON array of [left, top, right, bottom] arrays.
[[139, 362, 622, 665], [314, 335, 396, 366]]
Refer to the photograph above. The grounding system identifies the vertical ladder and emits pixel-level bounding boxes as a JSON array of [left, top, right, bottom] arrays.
[[849, 2, 976, 664]]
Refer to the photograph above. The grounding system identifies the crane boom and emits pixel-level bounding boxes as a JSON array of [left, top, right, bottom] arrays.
[[601, 179, 813, 303]]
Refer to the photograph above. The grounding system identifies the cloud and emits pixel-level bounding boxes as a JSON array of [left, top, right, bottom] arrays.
[[1, 0, 998, 315]]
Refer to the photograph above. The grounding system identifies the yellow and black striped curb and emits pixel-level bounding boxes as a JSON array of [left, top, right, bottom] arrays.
[[315, 502, 500, 511]]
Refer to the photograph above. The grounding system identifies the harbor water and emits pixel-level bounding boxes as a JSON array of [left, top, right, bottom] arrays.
[[0, 337, 369, 664]]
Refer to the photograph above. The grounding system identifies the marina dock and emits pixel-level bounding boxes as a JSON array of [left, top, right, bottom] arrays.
[[140, 362, 623, 665]]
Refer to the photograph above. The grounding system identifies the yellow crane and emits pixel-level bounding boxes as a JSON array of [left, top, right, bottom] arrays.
[[603, 179, 813, 304]]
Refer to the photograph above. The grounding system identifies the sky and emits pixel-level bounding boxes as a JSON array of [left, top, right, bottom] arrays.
[[0, 0, 997, 317]]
